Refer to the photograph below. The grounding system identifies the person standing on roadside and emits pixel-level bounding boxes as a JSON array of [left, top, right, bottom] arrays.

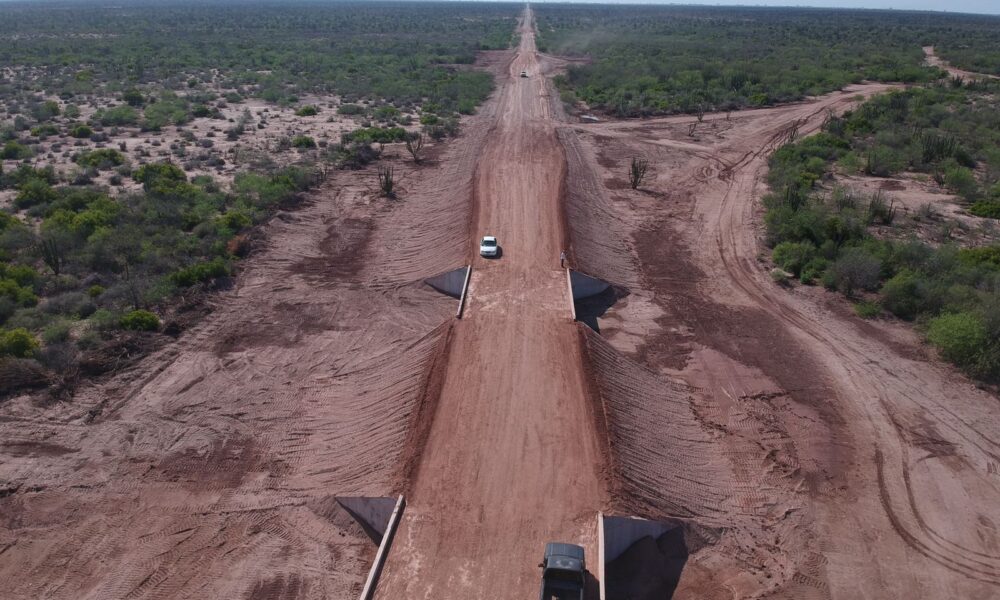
[[560, 250, 566, 268]]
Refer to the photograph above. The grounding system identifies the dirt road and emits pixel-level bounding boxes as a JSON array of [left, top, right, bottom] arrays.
[[374, 10, 608, 599]]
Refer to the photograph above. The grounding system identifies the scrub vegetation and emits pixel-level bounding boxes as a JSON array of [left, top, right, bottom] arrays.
[[534, 5, 1000, 116], [763, 79, 1000, 380], [0, 0, 517, 396]]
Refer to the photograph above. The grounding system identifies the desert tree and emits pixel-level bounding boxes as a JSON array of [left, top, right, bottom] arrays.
[[405, 132, 425, 164], [377, 165, 396, 198], [628, 157, 649, 190]]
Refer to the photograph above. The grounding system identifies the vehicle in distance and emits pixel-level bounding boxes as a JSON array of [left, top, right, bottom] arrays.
[[538, 542, 585, 600], [521, 70, 528, 77], [480, 235, 499, 257]]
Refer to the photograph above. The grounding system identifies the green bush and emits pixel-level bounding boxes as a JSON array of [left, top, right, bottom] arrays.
[[14, 179, 58, 209], [75, 149, 125, 170], [120, 309, 160, 331], [337, 104, 365, 115], [168, 258, 229, 287], [295, 105, 319, 117], [927, 312, 988, 372], [94, 105, 140, 126], [0, 328, 40, 358], [1, 141, 33, 160], [42, 321, 72, 344], [969, 199, 1000, 219], [772, 241, 816, 277], [828, 247, 881, 297], [70, 123, 94, 138], [854, 300, 881, 319], [292, 135, 316, 149]]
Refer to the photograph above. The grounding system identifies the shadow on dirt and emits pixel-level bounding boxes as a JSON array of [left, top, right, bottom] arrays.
[[605, 526, 690, 600], [574, 285, 625, 333]]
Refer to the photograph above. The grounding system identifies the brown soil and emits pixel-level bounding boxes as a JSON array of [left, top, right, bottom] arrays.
[[565, 74, 1000, 597]]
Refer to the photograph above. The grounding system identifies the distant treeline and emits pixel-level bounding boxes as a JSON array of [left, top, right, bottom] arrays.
[[0, 1, 519, 110], [534, 4, 1000, 116]]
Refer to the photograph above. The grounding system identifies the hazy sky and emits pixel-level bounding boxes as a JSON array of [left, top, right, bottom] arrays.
[[529, 0, 1000, 16]]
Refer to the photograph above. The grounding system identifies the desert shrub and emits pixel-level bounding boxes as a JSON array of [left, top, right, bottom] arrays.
[[0, 327, 40, 358], [75, 148, 125, 170], [970, 200, 1000, 219], [292, 135, 316, 149], [295, 105, 319, 117], [854, 300, 881, 319], [337, 103, 365, 115], [94, 105, 140, 126], [0, 357, 49, 394], [169, 257, 229, 287], [944, 165, 979, 200], [772, 241, 816, 277], [14, 179, 58, 209], [1, 140, 33, 160], [120, 309, 160, 331], [42, 321, 72, 344], [69, 123, 94, 138], [927, 312, 987, 371], [133, 161, 187, 191], [880, 270, 930, 320], [828, 247, 881, 297]]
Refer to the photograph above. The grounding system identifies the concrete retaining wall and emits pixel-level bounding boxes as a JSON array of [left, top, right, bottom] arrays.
[[337, 496, 399, 538], [569, 270, 611, 301], [424, 266, 470, 299], [598, 512, 676, 600], [355, 495, 406, 600]]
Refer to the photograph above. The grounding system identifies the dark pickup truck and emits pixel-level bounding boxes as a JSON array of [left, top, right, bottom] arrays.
[[539, 542, 586, 600]]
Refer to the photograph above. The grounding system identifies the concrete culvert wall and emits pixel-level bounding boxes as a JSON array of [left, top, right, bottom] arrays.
[[424, 266, 470, 299], [600, 515, 705, 600]]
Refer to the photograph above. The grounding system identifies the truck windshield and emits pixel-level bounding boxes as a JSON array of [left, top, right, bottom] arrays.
[[546, 568, 582, 583], [482, 240, 497, 246]]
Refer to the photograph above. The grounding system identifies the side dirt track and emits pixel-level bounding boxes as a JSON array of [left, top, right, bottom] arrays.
[[3, 7, 999, 600], [563, 81, 1000, 597]]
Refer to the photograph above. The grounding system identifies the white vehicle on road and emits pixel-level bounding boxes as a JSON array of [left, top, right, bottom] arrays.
[[480, 236, 499, 257], [520, 70, 528, 78]]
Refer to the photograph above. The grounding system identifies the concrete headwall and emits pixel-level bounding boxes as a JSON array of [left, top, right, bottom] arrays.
[[337, 496, 398, 538], [349, 495, 406, 600], [599, 512, 678, 600], [569, 269, 610, 301], [424, 266, 470, 299]]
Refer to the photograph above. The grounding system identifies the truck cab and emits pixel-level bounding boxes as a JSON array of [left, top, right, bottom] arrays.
[[539, 542, 586, 600]]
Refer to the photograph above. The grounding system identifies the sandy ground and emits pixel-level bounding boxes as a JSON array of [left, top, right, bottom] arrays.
[[563, 79, 1000, 597]]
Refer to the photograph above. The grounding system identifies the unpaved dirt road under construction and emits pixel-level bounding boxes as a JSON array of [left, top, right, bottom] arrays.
[[2, 6, 999, 600]]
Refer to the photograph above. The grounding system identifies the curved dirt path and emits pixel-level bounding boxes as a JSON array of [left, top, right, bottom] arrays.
[[375, 10, 608, 599], [567, 83, 1000, 597]]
